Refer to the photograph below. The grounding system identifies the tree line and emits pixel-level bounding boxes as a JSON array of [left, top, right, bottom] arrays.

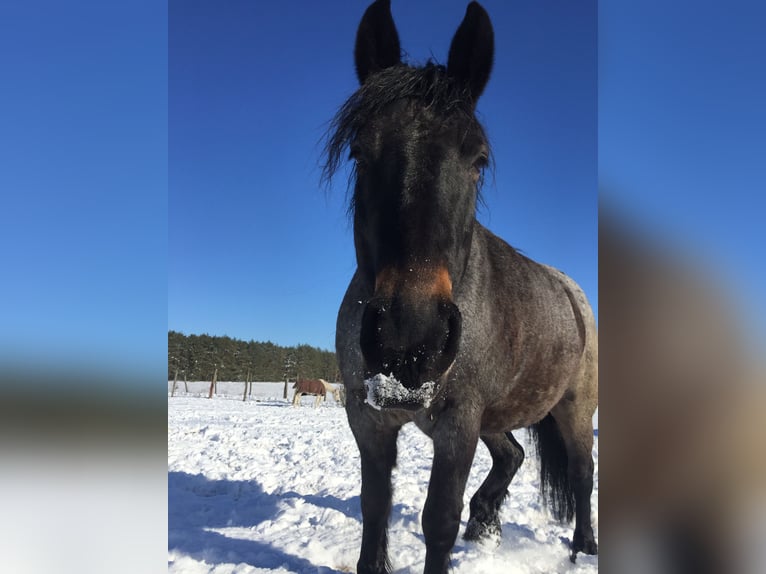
[[168, 331, 338, 383]]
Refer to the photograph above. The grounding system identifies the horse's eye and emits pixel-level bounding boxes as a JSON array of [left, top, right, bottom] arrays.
[[472, 154, 489, 172], [470, 153, 488, 184]]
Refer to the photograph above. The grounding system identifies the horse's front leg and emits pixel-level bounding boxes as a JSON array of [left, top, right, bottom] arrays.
[[422, 419, 479, 574], [355, 422, 400, 574]]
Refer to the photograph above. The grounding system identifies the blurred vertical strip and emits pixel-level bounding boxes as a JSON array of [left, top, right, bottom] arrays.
[[600, 1, 766, 573], [0, 0, 167, 572]]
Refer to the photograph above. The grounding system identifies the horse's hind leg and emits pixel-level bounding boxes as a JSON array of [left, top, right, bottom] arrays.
[[551, 400, 598, 560], [464, 432, 525, 541]]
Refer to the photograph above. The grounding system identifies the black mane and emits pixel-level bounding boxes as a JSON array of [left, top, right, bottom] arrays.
[[322, 61, 488, 187]]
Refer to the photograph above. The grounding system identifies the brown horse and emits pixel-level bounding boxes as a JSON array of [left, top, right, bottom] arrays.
[[292, 378, 340, 407]]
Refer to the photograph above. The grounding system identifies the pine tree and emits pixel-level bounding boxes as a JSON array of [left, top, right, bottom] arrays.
[[167, 331, 337, 382]]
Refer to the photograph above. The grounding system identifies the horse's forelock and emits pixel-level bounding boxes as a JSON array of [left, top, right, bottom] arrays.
[[321, 62, 482, 195]]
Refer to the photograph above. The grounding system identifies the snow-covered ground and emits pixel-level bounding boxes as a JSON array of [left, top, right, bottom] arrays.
[[168, 383, 598, 573]]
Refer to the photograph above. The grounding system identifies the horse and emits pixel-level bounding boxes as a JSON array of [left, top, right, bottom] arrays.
[[292, 378, 325, 407], [326, 2, 598, 573], [292, 378, 340, 407], [319, 378, 342, 404]]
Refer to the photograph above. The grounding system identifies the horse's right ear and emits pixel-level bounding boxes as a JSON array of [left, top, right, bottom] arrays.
[[354, 0, 401, 85]]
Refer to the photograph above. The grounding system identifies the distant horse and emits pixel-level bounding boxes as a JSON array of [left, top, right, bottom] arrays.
[[292, 378, 340, 407], [322, 379, 342, 403], [327, 2, 597, 573]]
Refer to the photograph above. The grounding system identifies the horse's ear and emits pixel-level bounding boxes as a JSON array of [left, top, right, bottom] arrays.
[[447, 2, 494, 104], [354, 0, 401, 85]]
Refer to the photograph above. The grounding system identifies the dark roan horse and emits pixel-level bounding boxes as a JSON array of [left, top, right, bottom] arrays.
[[326, 2, 597, 573]]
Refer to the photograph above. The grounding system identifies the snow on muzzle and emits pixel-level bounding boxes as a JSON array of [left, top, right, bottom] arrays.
[[364, 373, 438, 411]]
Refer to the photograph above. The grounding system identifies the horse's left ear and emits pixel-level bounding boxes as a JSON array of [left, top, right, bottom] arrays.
[[447, 2, 494, 104]]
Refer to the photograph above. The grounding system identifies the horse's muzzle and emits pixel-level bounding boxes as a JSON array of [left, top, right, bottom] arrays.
[[359, 294, 462, 397]]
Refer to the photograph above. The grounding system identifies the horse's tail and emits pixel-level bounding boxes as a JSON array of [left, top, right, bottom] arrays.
[[528, 413, 575, 523]]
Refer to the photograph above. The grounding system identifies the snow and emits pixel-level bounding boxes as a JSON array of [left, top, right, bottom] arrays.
[[169, 382, 598, 573], [364, 373, 436, 410]]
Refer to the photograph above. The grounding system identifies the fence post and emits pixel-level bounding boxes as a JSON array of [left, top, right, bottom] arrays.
[[208, 367, 218, 399], [243, 370, 250, 402]]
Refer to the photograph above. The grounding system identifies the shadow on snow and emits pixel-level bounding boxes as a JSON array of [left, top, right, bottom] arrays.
[[168, 471, 356, 573]]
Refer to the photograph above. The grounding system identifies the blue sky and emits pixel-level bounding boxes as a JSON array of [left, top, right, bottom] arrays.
[[0, 1, 167, 379], [168, 0, 597, 351], [3, 0, 763, 385]]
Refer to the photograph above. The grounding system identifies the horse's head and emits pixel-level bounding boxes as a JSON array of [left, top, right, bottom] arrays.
[[326, 1, 494, 401]]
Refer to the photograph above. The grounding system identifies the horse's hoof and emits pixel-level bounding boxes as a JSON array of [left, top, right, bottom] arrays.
[[570, 533, 598, 561], [463, 516, 501, 541]]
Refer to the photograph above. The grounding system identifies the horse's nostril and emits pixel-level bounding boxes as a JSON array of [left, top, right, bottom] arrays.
[[360, 298, 390, 374]]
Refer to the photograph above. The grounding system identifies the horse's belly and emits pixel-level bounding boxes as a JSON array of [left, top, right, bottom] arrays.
[[480, 380, 567, 433]]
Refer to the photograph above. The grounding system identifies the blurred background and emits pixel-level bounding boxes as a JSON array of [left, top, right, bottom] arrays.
[[600, 1, 765, 572], [0, 1, 167, 573]]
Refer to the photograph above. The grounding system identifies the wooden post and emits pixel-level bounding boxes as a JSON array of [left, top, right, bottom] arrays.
[[242, 369, 250, 402], [171, 368, 179, 397], [283, 379, 288, 400], [208, 367, 218, 399]]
